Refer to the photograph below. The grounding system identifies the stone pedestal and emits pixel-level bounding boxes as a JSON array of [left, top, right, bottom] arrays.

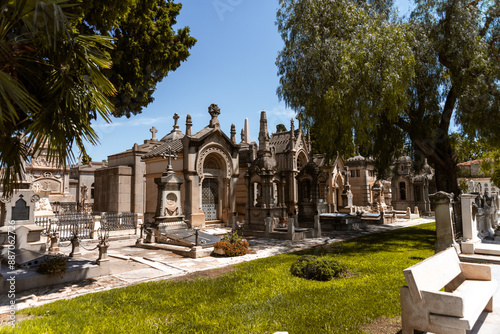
[[460, 194, 480, 254], [429, 191, 460, 253], [265, 216, 273, 236], [97, 242, 109, 265], [69, 237, 81, 257], [288, 217, 295, 237], [341, 189, 353, 209], [313, 214, 321, 238]]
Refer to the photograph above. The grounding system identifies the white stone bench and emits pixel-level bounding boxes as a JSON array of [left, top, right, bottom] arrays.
[[400, 247, 497, 334]]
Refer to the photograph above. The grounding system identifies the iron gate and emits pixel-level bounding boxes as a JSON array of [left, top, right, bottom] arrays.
[[202, 178, 219, 220]]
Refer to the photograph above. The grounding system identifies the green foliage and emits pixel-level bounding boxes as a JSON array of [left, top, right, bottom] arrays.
[[276, 0, 500, 194], [449, 133, 488, 163], [0, 0, 195, 194], [81, 154, 92, 165], [480, 148, 500, 187], [290, 255, 345, 281], [214, 231, 249, 257], [37, 255, 68, 277], [73, 0, 196, 118], [276, 123, 287, 132], [220, 230, 244, 243], [11, 223, 436, 333], [0, 0, 115, 195], [458, 179, 469, 193]]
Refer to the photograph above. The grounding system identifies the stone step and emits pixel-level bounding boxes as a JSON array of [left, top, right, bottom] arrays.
[[459, 253, 500, 265], [474, 243, 500, 256]]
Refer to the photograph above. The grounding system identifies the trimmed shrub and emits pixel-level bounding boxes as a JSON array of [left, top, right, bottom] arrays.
[[37, 255, 68, 277], [214, 231, 249, 257], [290, 255, 345, 281]]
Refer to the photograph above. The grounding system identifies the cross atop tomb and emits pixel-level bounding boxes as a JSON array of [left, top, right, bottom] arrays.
[[150, 126, 158, 140], [208, 103, 220, 128], [173, 113, 180, 130], [161, 146, 178, 173]]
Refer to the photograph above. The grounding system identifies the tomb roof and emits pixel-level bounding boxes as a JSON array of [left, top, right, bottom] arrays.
[[160, 129, 184, 142], [142, 138, 183, 159], [270, 129, 299, 154]]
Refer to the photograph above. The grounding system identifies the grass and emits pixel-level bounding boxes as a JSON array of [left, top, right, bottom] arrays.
[[5, 223, 436, 334]]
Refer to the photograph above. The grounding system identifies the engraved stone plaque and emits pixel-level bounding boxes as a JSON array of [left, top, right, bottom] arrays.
[[12, 195, 30, 221]]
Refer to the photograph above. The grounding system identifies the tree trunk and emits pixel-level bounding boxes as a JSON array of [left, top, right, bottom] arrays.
[[414, 136, 460, 198], [431, 153, 460, 197]]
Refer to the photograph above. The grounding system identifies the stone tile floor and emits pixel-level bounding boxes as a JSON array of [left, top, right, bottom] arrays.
[[2, 217, 498, 333]]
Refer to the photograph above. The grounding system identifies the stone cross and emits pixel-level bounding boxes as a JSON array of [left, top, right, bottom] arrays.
[[161, 146, 178, 173], [208, 104, 220, 127], [173, 113, 180, 130], [150, 126, 158, 140]]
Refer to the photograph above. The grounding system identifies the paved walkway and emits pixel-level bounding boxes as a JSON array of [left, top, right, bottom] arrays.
[[1, 217, 499, 333]]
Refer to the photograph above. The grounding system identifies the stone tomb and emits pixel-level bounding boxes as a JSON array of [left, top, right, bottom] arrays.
[[319, 213, 366, 231], [139, 147, 220, 256]]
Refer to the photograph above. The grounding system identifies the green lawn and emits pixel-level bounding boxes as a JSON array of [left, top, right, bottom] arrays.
[[6, 223, 436, 334]]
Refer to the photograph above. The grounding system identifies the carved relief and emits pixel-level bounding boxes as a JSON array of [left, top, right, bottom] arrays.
[[0, 194, 12, 204], [197, 144, 233, 182], [165, 193, 179, 216]]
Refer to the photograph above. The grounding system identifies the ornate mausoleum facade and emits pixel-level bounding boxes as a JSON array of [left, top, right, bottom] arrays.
[[93, 104, 347, 230]]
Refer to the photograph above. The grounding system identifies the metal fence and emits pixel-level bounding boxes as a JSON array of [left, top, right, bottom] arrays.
[[35, 212, 93, 241], [452, 200, 463, 240], [101, 212, 137, 231]]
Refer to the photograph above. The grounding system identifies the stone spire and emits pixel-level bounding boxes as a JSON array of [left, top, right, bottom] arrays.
[[258, 111, 270, 153], [186, 114, 192, 136], [244, 118, 251, 143], [231, 124, 236, 143], [289, 118, 296, 150]]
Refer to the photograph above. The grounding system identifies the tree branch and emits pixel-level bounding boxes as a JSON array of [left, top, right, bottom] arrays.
[[440, 86, 457, 134], [491, 36, 500, 63]]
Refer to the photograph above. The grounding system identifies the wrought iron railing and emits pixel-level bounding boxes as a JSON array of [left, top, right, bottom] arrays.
[[101, 212, 137, 231], [35, 212, 93, 241]]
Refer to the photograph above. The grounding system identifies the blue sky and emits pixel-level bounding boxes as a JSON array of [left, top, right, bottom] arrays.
[[85, 0, 413, 162]]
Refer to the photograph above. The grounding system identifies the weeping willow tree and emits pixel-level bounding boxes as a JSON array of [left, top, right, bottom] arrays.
[[276, 0, 500, 196], [0, 0, 116, 194]]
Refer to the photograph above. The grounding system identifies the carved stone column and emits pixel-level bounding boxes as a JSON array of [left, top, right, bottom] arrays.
[[461, 193, 480, 254], [429, 191, 459, 253]]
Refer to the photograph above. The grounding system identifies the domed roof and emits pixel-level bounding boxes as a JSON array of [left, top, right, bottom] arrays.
[[397, 156, 412, 164]]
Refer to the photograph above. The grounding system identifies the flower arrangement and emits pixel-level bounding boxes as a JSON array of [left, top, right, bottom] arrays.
[[213, 231, 249, 257]]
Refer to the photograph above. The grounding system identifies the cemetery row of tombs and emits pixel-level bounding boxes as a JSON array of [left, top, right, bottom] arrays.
[[1, 104, 499, 291]]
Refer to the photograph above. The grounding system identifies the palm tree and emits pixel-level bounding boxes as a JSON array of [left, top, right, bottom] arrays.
[[0, 0, 116, 195]]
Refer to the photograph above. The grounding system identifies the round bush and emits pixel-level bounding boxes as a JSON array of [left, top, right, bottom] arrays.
[[290, 255, 344, 281], [37, 255, 68, 277]]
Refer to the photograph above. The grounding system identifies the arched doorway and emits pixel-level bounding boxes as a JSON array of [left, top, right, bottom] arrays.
[[201, 153, 225, 221], [202, 178, 219, 221]]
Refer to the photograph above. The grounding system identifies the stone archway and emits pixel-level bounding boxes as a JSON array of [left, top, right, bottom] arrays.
[[199, 150, 231, 222]]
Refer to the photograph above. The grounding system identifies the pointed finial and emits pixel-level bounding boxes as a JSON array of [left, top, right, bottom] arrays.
[[231, 124, 236, 143], [186, 114, 192, 136], [258, 110, 270, 153]]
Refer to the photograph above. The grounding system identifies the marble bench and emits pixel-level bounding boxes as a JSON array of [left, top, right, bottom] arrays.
[[400, 247, 497, 334]]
